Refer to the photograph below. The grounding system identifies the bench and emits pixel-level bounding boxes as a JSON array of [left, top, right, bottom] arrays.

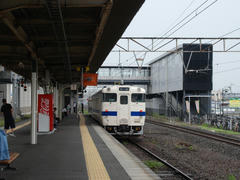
[[0, 152, 19, 180]]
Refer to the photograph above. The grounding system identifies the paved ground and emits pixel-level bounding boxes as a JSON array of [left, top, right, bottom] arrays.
[[2, 114, 132, 180], [4, 115, 88, 180], [1, 114, 160, 180]]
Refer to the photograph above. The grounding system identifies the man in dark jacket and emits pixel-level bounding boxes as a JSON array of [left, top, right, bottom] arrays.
[[1, 99, 16, 136]]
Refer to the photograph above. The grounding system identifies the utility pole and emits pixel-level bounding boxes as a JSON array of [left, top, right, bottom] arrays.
[[189, 96, 191, 124], [221, 88, 224, 116], [165, 58, 169, 119]]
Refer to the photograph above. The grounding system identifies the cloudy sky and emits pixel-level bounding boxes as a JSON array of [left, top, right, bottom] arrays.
[[103, 0, 240, 92]]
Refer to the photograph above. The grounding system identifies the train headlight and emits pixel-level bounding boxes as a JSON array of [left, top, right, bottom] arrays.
[[133, 126, 141, 131]]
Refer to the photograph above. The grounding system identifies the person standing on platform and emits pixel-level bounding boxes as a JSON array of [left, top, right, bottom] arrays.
[[81, 103, 84, 113], [67, 104, 71, 114], [73, 102, 77, 113], [62, 105, 68, 117], [53, 107, 58, 129], [1, 99, 16, 137]]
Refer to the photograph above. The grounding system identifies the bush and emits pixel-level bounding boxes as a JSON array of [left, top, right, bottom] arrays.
[[144, 160, 164, 169]]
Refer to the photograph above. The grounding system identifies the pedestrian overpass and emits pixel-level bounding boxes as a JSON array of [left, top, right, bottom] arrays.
[[97, 66, 150, 85]]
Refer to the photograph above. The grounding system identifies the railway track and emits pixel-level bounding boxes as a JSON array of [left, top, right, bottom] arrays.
[[147, 120, 240, 147], [128, 139, 193, 180]]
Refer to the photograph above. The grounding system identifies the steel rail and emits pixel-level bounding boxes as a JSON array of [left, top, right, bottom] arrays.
[[147, 120, 240, 147], [128, 139, 193, 180]]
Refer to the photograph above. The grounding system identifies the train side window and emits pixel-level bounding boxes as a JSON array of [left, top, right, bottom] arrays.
[[131, 93, 145, 102], [120, 96, 128, 104], [102, 93, 117, 102]]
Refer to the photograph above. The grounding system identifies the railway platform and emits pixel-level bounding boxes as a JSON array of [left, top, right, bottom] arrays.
[[2, 114, 160, 180]]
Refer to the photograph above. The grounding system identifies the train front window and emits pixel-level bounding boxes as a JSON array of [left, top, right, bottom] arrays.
[[120, 96, 128, 104], [102, 93, 117, 102], [131, 94, 145, 102]]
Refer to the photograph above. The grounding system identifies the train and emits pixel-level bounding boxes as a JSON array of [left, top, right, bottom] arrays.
[[88, 85, 146, 135]]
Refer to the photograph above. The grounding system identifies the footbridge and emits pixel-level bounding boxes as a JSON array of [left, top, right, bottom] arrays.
[[97, 66, 150, 85]]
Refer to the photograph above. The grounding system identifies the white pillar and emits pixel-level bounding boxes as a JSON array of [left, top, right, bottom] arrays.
[[54, 84, 59, 117], [31, 72, 37, 144], [165, 59, 168, 118], [58, 85, 63, 121], [12, 73, 17, 119], [70, 91, 74, 113], [45, 70, 50, 94]]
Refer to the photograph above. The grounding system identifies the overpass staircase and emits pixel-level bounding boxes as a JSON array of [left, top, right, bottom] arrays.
[[161, 92, 182, 117]]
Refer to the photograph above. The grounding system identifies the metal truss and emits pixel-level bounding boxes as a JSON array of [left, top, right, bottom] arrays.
[[112, 37, 240, 53]]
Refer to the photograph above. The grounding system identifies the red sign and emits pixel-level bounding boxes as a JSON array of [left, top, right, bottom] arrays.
[[38, 94, 53, 132], [83, 73, 98, 87]]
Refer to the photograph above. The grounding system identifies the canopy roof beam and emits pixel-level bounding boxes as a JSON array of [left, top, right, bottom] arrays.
[[87, 0, 113, 67], [1, 12, 46, 67]]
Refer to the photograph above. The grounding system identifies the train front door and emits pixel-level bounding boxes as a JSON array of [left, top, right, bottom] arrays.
[[118, 94, 130, 125]]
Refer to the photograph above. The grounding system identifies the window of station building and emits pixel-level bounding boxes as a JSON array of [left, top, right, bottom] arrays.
[[120, 96, 128, 104], [102, 93, 117, 102], [131, 93, 145, 102]]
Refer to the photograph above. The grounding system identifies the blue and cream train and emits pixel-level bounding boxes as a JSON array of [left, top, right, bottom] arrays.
[[88, 85, 146, 135]]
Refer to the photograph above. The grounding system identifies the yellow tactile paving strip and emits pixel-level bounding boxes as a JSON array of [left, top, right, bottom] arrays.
[[6, 121, 31, 134], [79, 114, 110, 180]]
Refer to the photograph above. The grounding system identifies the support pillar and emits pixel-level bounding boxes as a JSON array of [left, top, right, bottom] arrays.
[[58, 84, 63, 121], [54, 83, 59, 117], [12, 73, 17, 119], [189, 96, 191, 125], [165, 59, 168, 118], [17, 78, 21, 115], [45, 70, 50, 94], [183, 90, 186, 122], [31, 60, 38, 144], [70, 91, 74, 114]]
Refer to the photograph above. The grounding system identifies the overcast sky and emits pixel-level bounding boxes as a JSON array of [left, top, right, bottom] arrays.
[[103, 0, 240, 92]]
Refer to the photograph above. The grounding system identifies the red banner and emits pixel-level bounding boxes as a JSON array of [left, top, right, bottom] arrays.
[[38, 94, 53, 132], [83, 73, 98, 87]]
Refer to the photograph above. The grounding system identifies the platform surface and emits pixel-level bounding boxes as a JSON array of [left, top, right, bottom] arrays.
[[2, 114, 159, 180]]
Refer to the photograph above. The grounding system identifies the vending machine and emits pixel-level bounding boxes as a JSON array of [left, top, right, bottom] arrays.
[[38, 94, 54, 132]]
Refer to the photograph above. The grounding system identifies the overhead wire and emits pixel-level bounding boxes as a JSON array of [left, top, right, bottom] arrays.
[[148, 0, 218, 54], [214, 66, 240, 74], [206, 27, 240, 45], [212, 27, 240, 74], [215, 60, 240, 66], [157, 0, 197, 37], [218, 27, 240, 38], [125, 0, 218, 66], [123, 0, 203, 66], [151, 0, 209, 49]]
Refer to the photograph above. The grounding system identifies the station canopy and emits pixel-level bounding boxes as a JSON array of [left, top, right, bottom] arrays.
[[0, 0, 144, 84]]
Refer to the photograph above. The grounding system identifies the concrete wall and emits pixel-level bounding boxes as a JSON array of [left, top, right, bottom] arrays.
[[146, 97, 165, 115], [150, 52, 183, 94]]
